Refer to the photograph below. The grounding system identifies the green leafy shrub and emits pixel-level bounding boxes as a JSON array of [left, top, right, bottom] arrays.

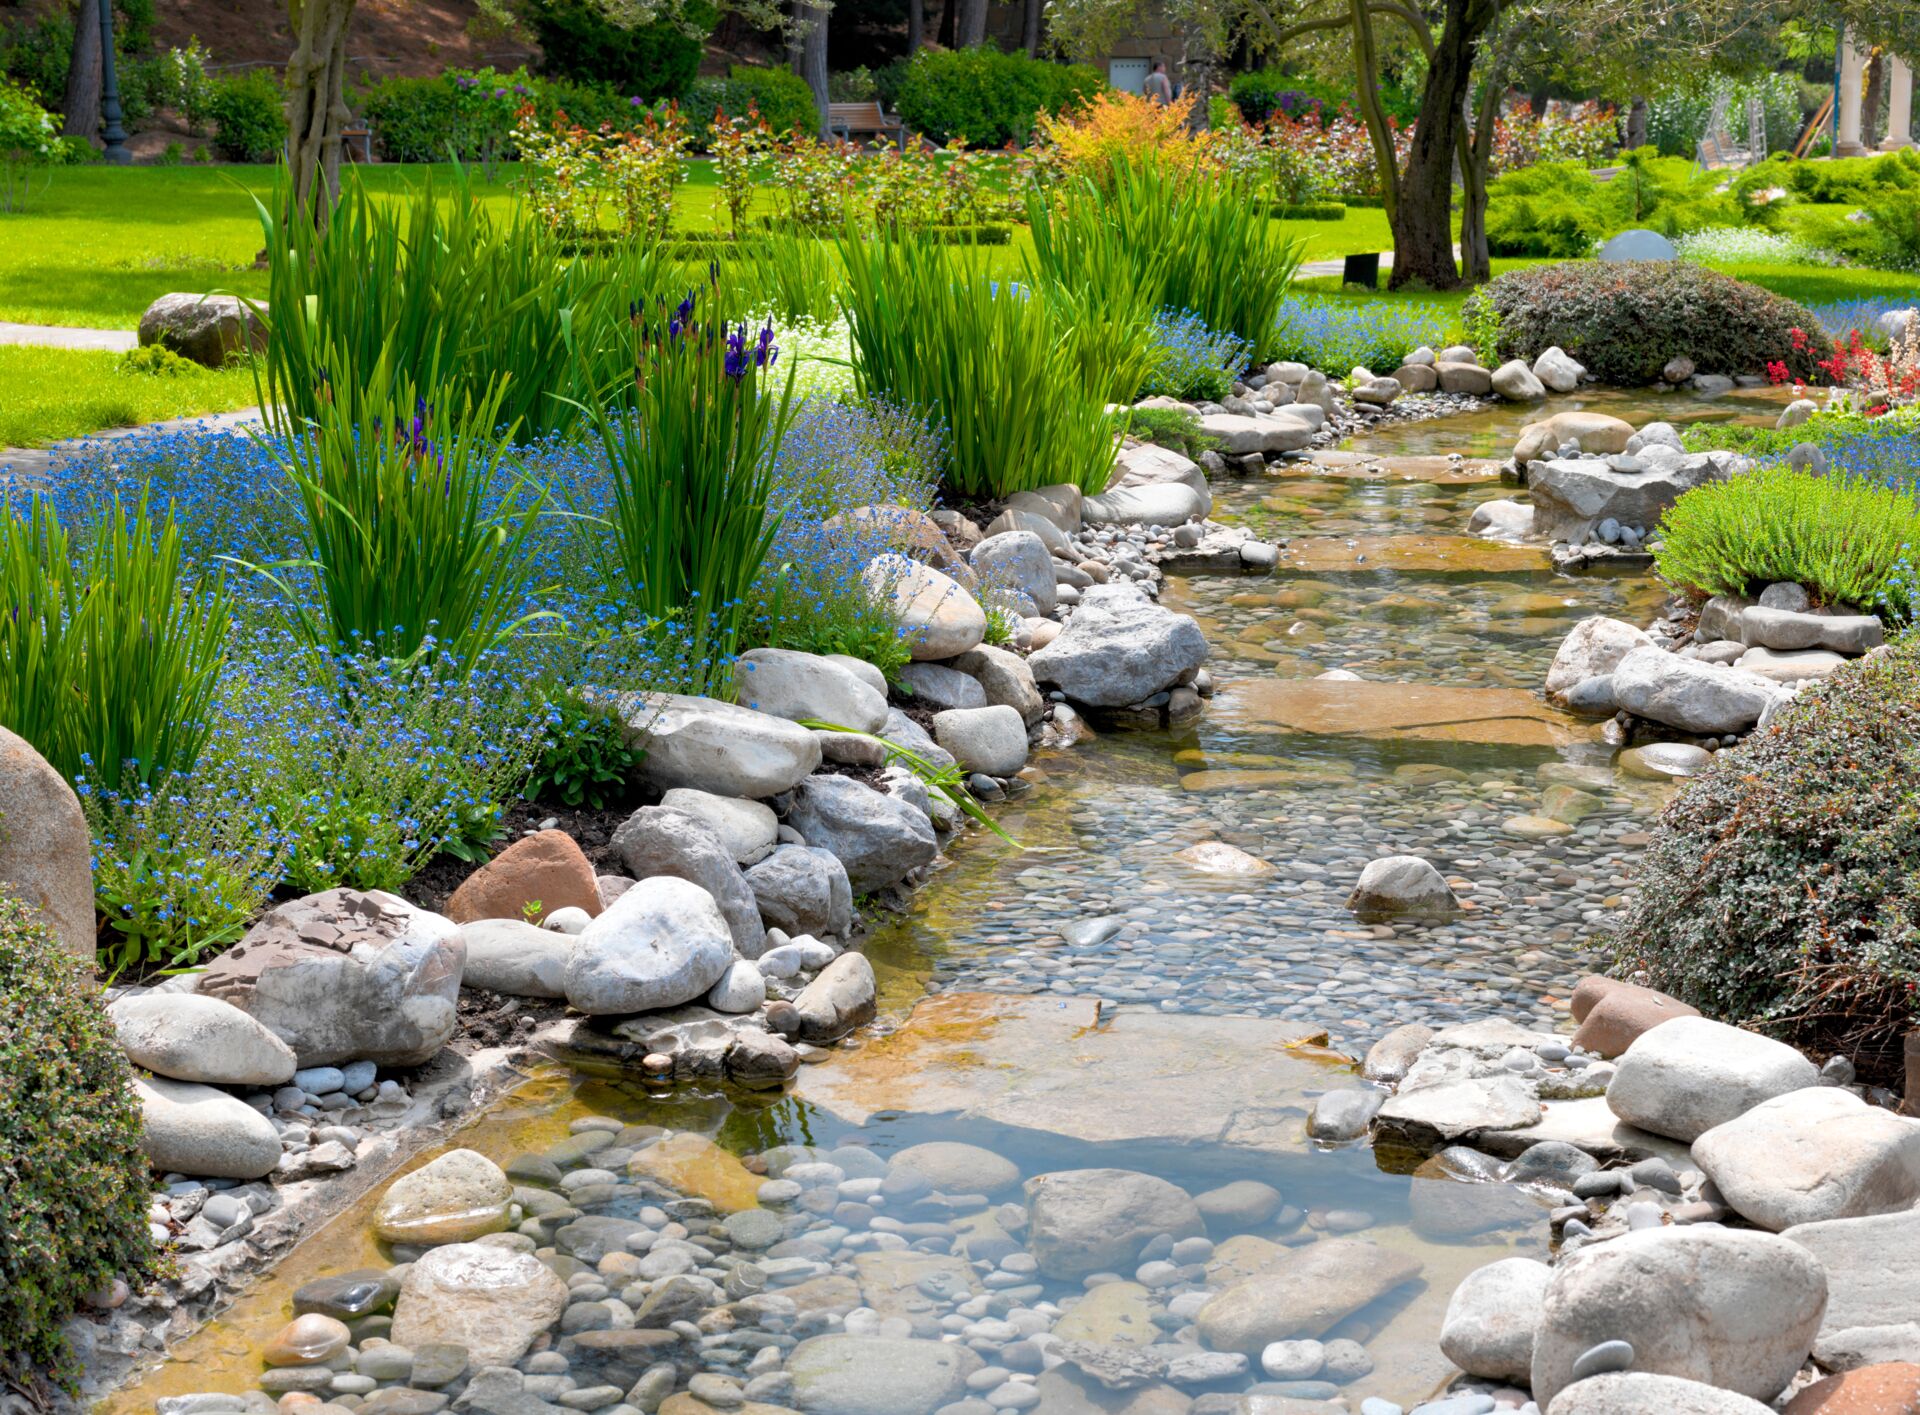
[[0, 498, 230, 796], [1612, 640, 1920, 1082], [1732, 149, 1920, 207], [1126, 405, 1222, 461], [1228, 68, 1419, 127], [1654, 466, 1920, 620], [841, 234, 1146, 499], [1484, 152, 1740, 259], [118, 344, 203, 378], [525, 0, 709, 97], [526, 688, 644, 809], [206, 69, 288, 162], [894, 46, 1102, 147], [0, 889, 160, 1389], [1462, 261, 1821, 384], [682, 65, 821, 142]]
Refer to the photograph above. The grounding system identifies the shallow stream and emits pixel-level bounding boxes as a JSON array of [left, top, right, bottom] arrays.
[[109, 390, 1789, 1414]]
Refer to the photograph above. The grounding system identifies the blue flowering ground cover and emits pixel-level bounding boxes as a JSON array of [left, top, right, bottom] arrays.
[[17, 393, 941, 970], [1268, 295, 1460, 375]]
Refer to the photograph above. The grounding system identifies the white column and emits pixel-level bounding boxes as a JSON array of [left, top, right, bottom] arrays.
[[1883, 57, 1915, 150], [1837, 38, 1869, 156]]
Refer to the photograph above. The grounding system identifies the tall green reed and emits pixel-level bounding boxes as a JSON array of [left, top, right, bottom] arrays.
[[1027, 159, 1305, 362], [587, 284, 798, 688], [838, 232, 1151, 500], [255, 169, 680, 441], [0, 498, 230, 795], [253, 343, 553, 666]]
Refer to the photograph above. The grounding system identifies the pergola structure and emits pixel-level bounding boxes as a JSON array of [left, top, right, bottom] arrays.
[[1836, 33, 1914, 154]]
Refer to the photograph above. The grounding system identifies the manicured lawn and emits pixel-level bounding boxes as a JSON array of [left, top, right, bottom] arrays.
[[0, 346, 259, 448], [1692, 261, 1920, 307]]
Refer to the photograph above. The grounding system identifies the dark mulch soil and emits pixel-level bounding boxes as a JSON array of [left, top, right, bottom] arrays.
[[453, 986, 570, 1056]]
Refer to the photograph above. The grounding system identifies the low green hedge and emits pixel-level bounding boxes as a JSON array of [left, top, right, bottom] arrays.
[[1613, 639, 1920, 1084], [1, 890, 160, 1388], [523, 0, 710, 98], [207, 70, 288, 163], [1271, 201, 1346, 221], [893, 46, 1102, 148], [1462, 260, 1821, 384]]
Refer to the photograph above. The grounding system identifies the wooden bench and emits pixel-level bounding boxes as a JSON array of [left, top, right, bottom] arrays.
[[828, 101, 906, 150]]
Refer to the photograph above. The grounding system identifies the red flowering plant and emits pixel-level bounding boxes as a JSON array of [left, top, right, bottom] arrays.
[[1256, 104, 1409, 201], [1773, 325, 1920, 416], [1487, 100, 1617, 175]]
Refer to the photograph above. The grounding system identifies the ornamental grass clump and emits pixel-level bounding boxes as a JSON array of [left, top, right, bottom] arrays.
[[589, 285, 796, 688], [1612, 638, 1920, 1084], [256, 348, 552, 667], [839, 233, 1141, 499], [0, 889, 160, 1391], [1027, 159, 1304, 361], [1654, 465, 1920, 621], [258, 173, 676, 441], [0, 497, 230, 796]]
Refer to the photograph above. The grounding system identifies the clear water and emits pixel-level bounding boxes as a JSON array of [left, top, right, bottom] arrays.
[[108, 391, 1785, 1414]]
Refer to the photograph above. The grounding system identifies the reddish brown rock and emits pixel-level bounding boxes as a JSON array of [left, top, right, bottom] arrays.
[[446, 830, 600, 926], [1784, 1363, 1920, 1414], [1571, 975, 1700, 1058]]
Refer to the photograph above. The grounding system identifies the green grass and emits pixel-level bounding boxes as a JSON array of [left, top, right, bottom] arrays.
[[1690, 262, 1920, 306], [0, 346, 259, 447]]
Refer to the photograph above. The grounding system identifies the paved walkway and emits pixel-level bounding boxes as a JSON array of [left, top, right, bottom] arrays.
[[0, 408, 263, 486], [0, 320, 138, 352]]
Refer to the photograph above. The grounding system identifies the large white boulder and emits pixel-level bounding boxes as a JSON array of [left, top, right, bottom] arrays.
[[1440, 1256, 1551, 1382], [1530, 1226, 1827, 1406], [784, 774, 938, 893], [732, 648, 888, 734], [658, 788, 779, 867], [1082, 482, 1208, 528], [1514, 411, 1636, 464], [1545, 617, 1655, 702], [743, 844, 852, 938], [1611, 646, 1786, 736], [1347, 854, 1459, 923], [624, 692, 822, 799], [1027, 583, 1208, 708], [611, 805, 764, 957], [1785, 1207, 1920, 1337], [1547, 1374, 1775, 1414], [970, 530, 1058, 613], [389, 1242, 568, 1368], [1606, 1015, 1820, 1142], [786, 1334, 981, 1415], [931, 704, 1029, 777], [1025, 1168, 1203, 1280], [864, 554, 986, 662], [1492, 359, 1547, 400], [197, 889, 463, 1068], [1198, 412, 1316, 454], [458, 918, 571, 999], [110, 993, 297, 1087], [563, 876, 735, 1016], [0, 726, 96, 960], [135, 1075, 283, 1179], [1692, 1086, 1920, 1231], [1532, 346, 1585, 393], [1111, 441, 1211, 513]]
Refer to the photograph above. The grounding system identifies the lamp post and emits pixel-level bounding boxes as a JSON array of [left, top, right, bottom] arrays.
[[98, 0, 131, 165]]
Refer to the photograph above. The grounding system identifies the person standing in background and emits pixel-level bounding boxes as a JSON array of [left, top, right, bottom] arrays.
[[1142, 60, 1173, 105]]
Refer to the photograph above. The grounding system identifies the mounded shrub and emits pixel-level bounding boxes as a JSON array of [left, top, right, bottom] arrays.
[[681, 64, 820, 142], [206, 69, 288, 162], [0, 888, 160, 1388], [525, 0, 710, 99], [1612, 641, 1920, 1083], [1228, 68, 1419, 127], [893, 46, 1102, 148], [1462, 261, 1821, 384]]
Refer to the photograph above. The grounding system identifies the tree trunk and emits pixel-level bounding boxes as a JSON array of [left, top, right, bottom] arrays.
[[798, 1, 829, 135], [285, 0, 355, 231], [1458, 75, 1500, 285], [937, 0, 955, 50], [1527, 84, 1549, 117], [907, 0, 923, 56], [1625, 94, 1648, 150], [957, 0, 987, 49], [1021, 0, 1041, 58], [1863, 52, 1886, 148], [1347, 0, 1400, 224], [1387, 0, 1498, 290], [60, 0, 102, 140]]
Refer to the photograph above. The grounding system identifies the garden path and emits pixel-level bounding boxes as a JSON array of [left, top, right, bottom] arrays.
[[0, 320, 138, 350]]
